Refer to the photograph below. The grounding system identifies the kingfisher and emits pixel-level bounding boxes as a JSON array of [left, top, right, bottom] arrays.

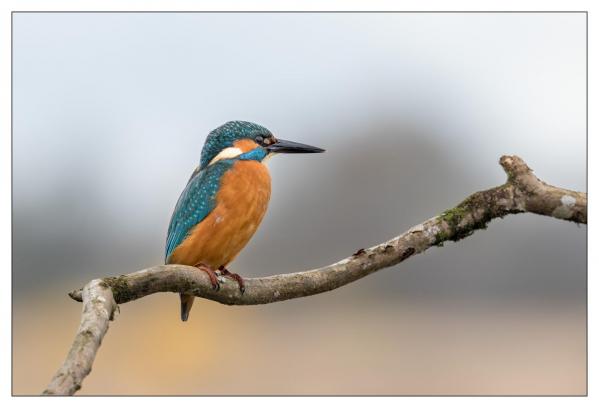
[[165, 121, 324, 321]]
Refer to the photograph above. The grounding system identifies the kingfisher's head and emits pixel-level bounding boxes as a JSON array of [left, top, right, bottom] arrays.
[[199, 121, 324, 169]]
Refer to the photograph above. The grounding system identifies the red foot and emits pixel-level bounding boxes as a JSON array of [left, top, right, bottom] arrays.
[[219, 265, 245, 294], [193, 263, 220, 291]]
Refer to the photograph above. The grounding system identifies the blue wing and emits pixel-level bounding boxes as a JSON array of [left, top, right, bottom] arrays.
[[165, 161, 233, 262]]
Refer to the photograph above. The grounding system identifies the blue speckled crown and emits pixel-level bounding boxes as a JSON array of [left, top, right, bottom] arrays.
[[199, 121, 272, 170]]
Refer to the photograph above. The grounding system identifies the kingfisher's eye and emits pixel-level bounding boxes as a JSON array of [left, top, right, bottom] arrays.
[[255, 135, 264, 144]]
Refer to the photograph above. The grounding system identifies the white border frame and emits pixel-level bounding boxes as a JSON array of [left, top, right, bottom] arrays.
[[1, 1, 595, 407]]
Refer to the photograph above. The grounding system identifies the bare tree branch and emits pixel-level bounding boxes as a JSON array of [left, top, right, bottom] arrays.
[[43, 155, 586, 395], [43, 280, 117, 395]]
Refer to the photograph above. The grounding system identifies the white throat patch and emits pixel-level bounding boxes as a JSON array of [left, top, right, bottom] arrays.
[[208, 147, 243, 166]]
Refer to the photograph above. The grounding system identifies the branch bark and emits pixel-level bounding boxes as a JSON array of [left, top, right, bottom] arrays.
[[43, 155, 586, 395]]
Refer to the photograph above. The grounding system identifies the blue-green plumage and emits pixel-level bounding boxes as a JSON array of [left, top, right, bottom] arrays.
[[165, 160, 233, 261]]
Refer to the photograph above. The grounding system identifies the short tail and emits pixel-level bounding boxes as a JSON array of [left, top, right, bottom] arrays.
[[179, 293, 195, 322]]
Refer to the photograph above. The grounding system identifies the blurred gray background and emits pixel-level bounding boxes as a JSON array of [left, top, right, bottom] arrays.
[[13, 12, 586, 395]]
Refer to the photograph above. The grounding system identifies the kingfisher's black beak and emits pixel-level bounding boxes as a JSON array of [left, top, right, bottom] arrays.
[[266, 139, 325, 154]]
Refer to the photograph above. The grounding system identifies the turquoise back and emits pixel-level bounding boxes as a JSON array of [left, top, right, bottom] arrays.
[[165, 160, 232, 262]]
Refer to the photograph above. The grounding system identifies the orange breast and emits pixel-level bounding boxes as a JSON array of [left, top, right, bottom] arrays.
[[168, 160, 271, 268]]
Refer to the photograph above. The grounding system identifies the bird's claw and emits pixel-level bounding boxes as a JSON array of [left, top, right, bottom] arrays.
[[193, 263, 220, 291], [218, 265, 246, 294]]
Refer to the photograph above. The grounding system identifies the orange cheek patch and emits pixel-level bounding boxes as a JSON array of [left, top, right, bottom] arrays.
[[233, 139, 259, 153]]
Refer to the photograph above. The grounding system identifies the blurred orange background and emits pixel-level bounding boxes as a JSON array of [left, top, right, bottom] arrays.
[[14, 283, 585, 395]]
